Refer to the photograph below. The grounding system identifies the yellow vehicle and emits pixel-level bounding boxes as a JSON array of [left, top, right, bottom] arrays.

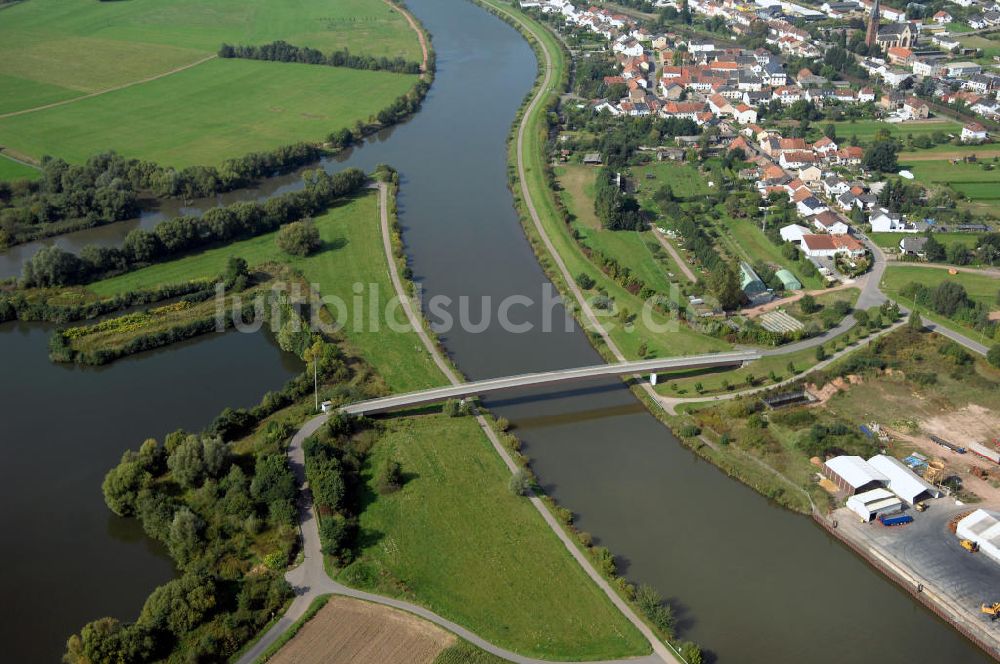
[[915, 503, 927, 512], [961, 539, 980, 552], [981, 603, 1000, 618]]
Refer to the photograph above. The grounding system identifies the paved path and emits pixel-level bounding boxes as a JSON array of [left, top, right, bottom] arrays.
[[648, 225, 697, 282], [383, 0, 430, 74], [0, 55, 217, 120]]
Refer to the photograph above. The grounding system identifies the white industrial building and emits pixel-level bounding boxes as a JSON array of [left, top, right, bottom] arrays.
[[866, 454, 942, 505], [823, 456, 889, 495], [956, 510, 1000, 565], [846, 488, 904, 522]]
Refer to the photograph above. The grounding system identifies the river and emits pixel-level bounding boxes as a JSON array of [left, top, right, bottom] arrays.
[[0, 0, 992, 661]]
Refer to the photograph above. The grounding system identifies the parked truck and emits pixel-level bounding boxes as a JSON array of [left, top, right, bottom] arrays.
[[879, 513, 914, 527]]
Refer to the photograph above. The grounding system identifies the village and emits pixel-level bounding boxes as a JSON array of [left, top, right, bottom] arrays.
[[523, 0, 999, 303]]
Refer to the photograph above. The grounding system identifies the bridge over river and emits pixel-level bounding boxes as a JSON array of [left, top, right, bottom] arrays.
[[340, 351, 761, 415]]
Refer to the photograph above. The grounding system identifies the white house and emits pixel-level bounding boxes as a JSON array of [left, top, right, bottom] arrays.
[[613, 38, 645, 57], [800, 233, 866, 257], [796, 196, 829, 217], [962, 122, 989, 142], [780, 223, 810, 243], [933, 10, 953, 23], [812, 211, 850, 235], [870, 208, 919, 232]]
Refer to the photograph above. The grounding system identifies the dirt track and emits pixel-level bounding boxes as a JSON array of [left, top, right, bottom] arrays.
[[267, 596, 456, 664]]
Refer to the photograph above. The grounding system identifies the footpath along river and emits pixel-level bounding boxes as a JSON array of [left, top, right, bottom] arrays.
[[0, 0, 992, 661]]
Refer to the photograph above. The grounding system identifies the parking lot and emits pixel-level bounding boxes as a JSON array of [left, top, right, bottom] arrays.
[[835, 500, 1000, 650]]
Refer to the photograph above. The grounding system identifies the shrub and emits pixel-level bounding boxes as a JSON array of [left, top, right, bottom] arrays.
[[990, 345, 1000, 369], [575, 272, 596, 290], [508, 470, 533, 496], [276, 219, 321, 256], [375, 458, 403, 494]]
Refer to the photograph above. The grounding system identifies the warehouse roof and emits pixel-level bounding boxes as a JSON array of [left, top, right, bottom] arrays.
[[866, 454, 941, 505], [846, 488, 902, 521], [825, 455, 888, 489], [957, 510, 1000, 564]]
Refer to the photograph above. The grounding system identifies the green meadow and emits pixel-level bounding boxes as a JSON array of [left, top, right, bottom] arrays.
[[0, 0, 421, 172], [0, 59, 416, 169], [828, 119, 964, 145], [341, 413, 650, 660], [0, 0, 420, 111], [90, 191, 445, 392], [0, 155, 40, 181], [881, 265, 1000, 307]]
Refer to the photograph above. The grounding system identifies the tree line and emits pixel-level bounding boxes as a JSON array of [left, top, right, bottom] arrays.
[[21, 167, 366, 288], [219, 41, 422, 75]]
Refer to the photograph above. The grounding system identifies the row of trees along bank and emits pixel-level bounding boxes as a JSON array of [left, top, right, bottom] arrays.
[[18, 167, 366, 288]]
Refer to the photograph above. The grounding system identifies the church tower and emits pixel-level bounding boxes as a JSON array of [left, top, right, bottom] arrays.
[[865, 0, 881, 48]]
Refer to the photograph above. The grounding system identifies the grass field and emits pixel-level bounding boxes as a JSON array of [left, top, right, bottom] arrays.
[[0, 155, 40, 181], [0, 0, 422, 173], [870, 231, 985, 252], [338, 414, 649, 660], [900, 158, 1000, 200], [556, 164, 681, 292], [828, 119, 964, 146], [0, 0, 421, 113], [881, 264, 1000, 307], [89, 191, 445, 392], [0, 59, 416, 169]]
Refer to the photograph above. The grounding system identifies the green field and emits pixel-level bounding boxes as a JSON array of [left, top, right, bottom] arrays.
[[870, 231, 984, 252], [0, 155, 40, 181], [557, 164, 681, 292], [0, 59, 416, 169], [339, 414, 649, 660], [90, 191, 445, 392], [0, 0, 420, 112], [0, 0, 421, 173], [828, 119, 964, 145], [881, 265, 1000, 306], [901, 158, 1000, 200]]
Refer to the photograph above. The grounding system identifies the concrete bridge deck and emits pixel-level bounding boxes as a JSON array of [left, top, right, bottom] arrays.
[[341, 351, 761, 415]]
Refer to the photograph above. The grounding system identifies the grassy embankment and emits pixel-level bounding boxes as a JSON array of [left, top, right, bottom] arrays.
[[88, 189, 650, 660], [0, 0, 421, 170]]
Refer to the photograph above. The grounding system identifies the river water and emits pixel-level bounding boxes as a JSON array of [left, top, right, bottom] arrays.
[[0, 0, 992, 661], [0, 325, 302, 662]]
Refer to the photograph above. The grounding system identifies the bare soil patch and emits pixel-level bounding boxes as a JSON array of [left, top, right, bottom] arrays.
[[268, 596, 456, 664]]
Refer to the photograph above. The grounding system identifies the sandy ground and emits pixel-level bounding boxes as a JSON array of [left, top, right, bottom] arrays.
[[884, 404, 1000, 503], [267, 596, 456, 664]]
